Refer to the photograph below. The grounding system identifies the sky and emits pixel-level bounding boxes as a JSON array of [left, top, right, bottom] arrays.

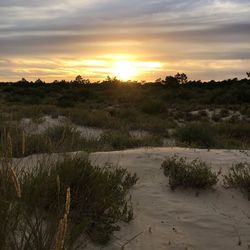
[[1, 0, 250, 82]]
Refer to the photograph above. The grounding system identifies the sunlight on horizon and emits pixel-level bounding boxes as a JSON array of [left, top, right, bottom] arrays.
[[111, 61, 137, 80], [4, 56, 249, 82], [61, 55, 163, 81]]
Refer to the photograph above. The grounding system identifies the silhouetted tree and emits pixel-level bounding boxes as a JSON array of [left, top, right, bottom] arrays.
[[164, 76, 179, 87], [247, 72, 250, 78], [74, 75, 85, 84], [34, 79, 44, 84], [18, 78, 29, 84], [155, 78, 163, 84], [60, 80, 68, 84], [103, 76, 120, 84], [175, 73, 188, 84]]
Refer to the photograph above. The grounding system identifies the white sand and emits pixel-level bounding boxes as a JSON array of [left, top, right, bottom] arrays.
[[20, 116, 104, 139], [9, 147, 250, 249], [88, 148, 250, 250], [20, 116, 67, 134]]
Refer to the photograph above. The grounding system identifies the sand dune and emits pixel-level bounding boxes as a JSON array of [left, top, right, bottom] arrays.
[[88, 148, 250, 250], [11, 147, 250, 249]]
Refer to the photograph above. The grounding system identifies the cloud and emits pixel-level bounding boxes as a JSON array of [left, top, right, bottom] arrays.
[[1, 0, 250, 81]]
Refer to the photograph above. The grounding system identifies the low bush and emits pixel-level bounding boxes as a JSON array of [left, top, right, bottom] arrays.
[[141, 100, 166, 115], [175, 123, 216, 148], [223, 162, 250, 199], [215, 122, 250, 141], [0, 125, 100, 157], [0, 155, 138, 248], [56, 95, 76, 108], [69, 109, 122, 129], [0, 159, 60, 249], [161, 156, 218, 190], [100, 130, 162, 150], [214, 122, 250, 148], [22, 156, 138, 244]]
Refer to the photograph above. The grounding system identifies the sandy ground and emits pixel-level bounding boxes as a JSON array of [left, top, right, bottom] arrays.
[[87, 148, 250, 250], [20, 116, 104, 139], [20, 116, 161, 141], [10, 147, 250, 249]]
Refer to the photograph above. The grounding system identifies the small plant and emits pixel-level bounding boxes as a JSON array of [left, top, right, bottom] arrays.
[[223, 162, 250, 199], [161, 156, 218, 190]]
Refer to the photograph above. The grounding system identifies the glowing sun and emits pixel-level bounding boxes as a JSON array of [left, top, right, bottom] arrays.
[[112, 61, 137, 80]]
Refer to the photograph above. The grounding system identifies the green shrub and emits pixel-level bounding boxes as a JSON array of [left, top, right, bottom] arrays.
[[141, 100, 166, 115], [220, 109, 230, 118], [0, 155, 137, 248], [214, 122, 250, 148], [56, 96, 76, 108], [161, 156, 218, 190], [100, 130, 162, 150], [175, 123, 216, 148], [0, 125, 100, 157], [223, 162, 250, 199], [21, 155, 138, 244], [100, 130, 141, 150], [216, 122, 250, 141], [69, 109, 122, 129], [0, 159, 59, 250]]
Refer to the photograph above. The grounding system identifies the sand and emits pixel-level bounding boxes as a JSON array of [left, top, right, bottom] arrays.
[[10, 147, 250, 249], [20, 116, 104, 139], [88, 148, 250, 250]]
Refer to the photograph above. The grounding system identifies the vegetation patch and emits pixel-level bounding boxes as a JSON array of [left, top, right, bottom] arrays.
[[100, 130, 162, 150], [161, 156, 218, 190], [223, 162, 250, 199], [0, 155, 138, 248], [0, 124, 101, 157], [175, 123, 216, 148], [1, 78, 250, 150], [215, 122, 250, 148]]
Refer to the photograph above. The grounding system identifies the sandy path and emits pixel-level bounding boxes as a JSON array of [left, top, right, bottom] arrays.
[[88, 148, 250, 250]]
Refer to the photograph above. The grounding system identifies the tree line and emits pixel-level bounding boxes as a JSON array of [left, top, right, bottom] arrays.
[[1, 72, 250, 86]]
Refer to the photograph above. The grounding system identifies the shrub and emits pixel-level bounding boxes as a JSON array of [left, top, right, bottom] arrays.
[[216, 122, 250, 141], [214, 122, 250, 148], [220, 108, 230, 118], [100, 130, 162, 150], [161, 156, 218, 190], [56, 96, 76, 108], [175, 123, 216, 148], [223, 162, 250, 199], [198, 110, 208, 117], [0, 159, 60, 250], [141, 100, 166, 115], [21, 155, 138, 244], [69, 109, 122, 129], [100, 130, 141, 150], [0, 125, 100, 157]]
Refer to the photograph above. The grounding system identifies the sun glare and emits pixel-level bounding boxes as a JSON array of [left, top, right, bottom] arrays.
[[112, 61, 137, 80]]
